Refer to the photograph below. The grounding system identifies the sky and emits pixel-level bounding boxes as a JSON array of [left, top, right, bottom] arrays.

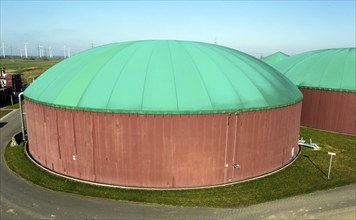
[[0, 0, 355, 58]]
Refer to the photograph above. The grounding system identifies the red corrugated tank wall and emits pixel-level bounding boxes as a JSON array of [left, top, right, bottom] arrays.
[[26, 100, 302, 188], [300, 88, 356, 135]]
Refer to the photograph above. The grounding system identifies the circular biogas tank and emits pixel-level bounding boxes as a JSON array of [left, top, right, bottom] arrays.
[[273, 48, 356, 135], [24, 40, 302, 188]]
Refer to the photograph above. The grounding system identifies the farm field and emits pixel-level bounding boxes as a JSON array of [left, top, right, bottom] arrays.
[[0, 58, 61, 83]]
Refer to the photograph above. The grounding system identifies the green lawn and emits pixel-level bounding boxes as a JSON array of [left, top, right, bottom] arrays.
[[3, 102, 20, 109], [4, 127, 356, 208], [0, 102, 21, 118], [0, 57, 61, 70], [0, 110, 12, 118]]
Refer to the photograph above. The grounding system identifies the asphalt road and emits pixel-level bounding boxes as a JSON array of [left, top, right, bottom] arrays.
[[0, 109, 355, 219]]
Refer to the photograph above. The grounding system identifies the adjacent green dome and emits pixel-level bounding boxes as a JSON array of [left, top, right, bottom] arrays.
[[273, 48, 356, 92], [262, 51, 289, 65], [24, 40, 302, 114]]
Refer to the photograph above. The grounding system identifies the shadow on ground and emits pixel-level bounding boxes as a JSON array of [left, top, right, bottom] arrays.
[[0, 122, 8, 128], [303, 155, 327, 177]]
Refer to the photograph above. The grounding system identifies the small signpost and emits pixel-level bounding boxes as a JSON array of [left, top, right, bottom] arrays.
[[327, 152, 336, 179]]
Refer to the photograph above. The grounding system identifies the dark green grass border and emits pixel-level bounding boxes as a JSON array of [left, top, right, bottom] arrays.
[[1, 102, 21, 119], [4, 127, 356, 208], [0, 110, 12, 119]]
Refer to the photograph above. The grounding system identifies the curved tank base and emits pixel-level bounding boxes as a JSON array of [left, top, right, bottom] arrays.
[[24, 141, 301, 190]]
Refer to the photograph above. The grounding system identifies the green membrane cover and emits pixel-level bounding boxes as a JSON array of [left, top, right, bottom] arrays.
[[24, 40, 302, 114], [262, 51, 289, 65], [273, 48, 356, 92]]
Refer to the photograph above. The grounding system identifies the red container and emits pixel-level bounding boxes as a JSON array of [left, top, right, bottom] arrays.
[[5, 74, 22, 92]]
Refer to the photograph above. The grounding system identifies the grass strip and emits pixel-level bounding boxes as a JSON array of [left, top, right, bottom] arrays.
[[3, 102, 20, 109], [0, 110, 12, 119], [4, 127, 356, 208]]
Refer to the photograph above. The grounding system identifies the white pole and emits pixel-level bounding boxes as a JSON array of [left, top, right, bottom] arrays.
[[327, 155, 333, 179], [67, 47, 70, 58], [24, 42, 28, 58]]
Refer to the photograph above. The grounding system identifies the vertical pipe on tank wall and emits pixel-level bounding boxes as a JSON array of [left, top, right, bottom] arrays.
[[223, 113, 231, 183], [231, 113, 238, 180], [18, 92, 26, 142]]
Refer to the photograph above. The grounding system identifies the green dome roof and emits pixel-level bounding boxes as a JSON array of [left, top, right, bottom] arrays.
[[24, 40, 302, 114], [273, 48, 356, 92], [262, 51, 289, 65]]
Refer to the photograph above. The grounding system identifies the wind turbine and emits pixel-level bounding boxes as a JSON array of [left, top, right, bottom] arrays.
[[38, 44, 43, 58], [40, 46, 44, 58], [48, 46, 53, 58], [1, 42, 6, 58], [63, 45, 66, 58], [24, 42, 28, 58], [43, 46, 48, 58], [67, 47, 71, 58]]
